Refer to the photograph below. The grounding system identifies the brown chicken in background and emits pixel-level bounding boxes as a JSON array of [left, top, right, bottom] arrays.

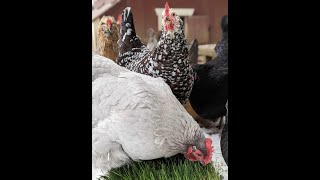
[[96, 16, 119, 62]]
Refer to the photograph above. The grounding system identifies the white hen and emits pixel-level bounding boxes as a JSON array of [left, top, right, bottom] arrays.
[[92, 54, 213, 179]]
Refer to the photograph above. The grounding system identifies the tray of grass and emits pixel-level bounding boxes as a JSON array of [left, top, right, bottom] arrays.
[[99, 154, 221, 180]]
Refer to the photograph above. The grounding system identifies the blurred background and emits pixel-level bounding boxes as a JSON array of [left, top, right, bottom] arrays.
[[92, 0, 228, 63]]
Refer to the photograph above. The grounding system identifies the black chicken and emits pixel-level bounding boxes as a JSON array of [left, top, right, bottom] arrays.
[[189, 15, 228, 129]]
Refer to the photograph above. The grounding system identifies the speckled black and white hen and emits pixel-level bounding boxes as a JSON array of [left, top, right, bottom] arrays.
[[117, 2, 194, 105]]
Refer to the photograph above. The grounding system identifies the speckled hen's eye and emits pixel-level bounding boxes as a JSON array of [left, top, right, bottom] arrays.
[[172, 13, 175, 16]]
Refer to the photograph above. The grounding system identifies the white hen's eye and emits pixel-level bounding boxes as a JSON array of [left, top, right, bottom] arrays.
[[172, 13, 176, 16]]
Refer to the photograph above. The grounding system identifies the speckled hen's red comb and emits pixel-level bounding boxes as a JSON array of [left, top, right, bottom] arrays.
[[165, 2, 170, 16]]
